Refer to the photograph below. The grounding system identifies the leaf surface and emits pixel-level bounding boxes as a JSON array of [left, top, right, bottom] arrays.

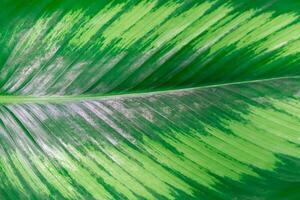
[[0, 0, 300, 199]]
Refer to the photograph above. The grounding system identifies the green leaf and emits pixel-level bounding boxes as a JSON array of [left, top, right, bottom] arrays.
[[0, 0, 299, 199]]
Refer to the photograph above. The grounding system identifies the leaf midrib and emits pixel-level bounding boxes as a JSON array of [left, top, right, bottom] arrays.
[[0, 76, 298, 104]]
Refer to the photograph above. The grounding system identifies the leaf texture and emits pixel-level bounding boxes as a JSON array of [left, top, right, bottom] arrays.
[[1, 0, 300, 95], [0, 0, 300, 200], [0, 78, 299, 199]]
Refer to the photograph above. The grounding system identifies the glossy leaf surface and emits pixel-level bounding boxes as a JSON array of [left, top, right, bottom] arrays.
[[0, 0, 300, 199], [1, 0, 300, 95]]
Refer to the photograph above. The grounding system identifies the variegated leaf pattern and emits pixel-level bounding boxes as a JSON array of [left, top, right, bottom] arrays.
[[1, 0, 300, 95], [0, 78, 300, 199], [0, 0, 300, 200]]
